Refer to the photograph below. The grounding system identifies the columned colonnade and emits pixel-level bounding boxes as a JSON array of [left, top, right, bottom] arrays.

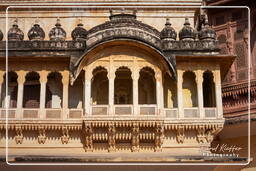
[[0, 63, 223, 118]]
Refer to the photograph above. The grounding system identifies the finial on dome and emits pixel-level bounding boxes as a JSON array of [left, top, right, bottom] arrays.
[[13, 18, 18, 26], [55, 17, 61, 27], [184, 17, 190, 26], [77, 18, 83, 27], [166, 18, 171, 26]]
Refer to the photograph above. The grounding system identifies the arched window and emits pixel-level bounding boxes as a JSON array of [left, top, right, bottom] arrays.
[[91, 67, 109, 105], [2, 71, 18, 108], [115, 67, 132, 104], [139, 67, 156, 104], [69, 70, 84, 108], [182, 71, 198, 107], [46, 72, 63, 108], [23, 72, 40, 108], [203, 71, 216, 107], [163, 73, 177, 108]]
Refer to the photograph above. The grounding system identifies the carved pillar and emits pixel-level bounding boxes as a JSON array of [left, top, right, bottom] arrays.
[[196, 70, 204, 118], [155, 71, 164, 115], [132, 71, 139, 115], [61, 71, 69, 119], [155, 123, 164, 152], [39, 71, 48, 119], [176, 125, 185, 144], [16, 71, 26, 119], [15, 126, 23, 144], [0, 71, 3, 108], [84, 122, 93, 152], [38, 126, 46, 144], [61, 126, 69, 144], [108, 122, 116, 152], [214, 69, 223, 118], [177, 70, 184, 118], [84, 70, 92, 115], [108, 67, 115, 115], [131, 122, 139, 152]]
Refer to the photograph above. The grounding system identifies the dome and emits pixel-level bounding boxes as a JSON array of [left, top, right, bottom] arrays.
[[179, 18, 196, 41], [71, 21, 88, 41], [49, 18, 66, 41], [199, 18, 216, 41], [8, 19, 24, 41], [160, 18, 177, 40], [28, 19, 45, 40], [0, 29, 3, 41]]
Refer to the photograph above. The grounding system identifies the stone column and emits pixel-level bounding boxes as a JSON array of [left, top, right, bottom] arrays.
[[0, 71, 4, 108], [155, 71, 164, 115], [214, 69, 223, 118], [62, 71, 69, 119], [177, 70, 184, 118], [108, 69, 115, 116], [132, 72, 139, 115], [84, 70, 92, 115], [16, 71, 26, 119], [39, 71, 48, 119], [196, 70, 204, 118]]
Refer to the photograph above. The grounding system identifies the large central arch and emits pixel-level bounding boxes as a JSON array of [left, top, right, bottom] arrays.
[[71, 39, 176, 84]]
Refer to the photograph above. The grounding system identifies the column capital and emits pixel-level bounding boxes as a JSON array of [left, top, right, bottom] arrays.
[[39, 71, 49, 83], [195, 70, 203, 84], [17, 71, 27, 84], [132, 72, 139, 81], [155, 71, 162, 82], [61, 71, 70, 85]]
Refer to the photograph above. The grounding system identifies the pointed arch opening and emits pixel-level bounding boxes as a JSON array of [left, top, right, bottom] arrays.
[[203, 71, 216, 107], [139, 67, 156, 105], [91, 66, 109, 105], [114, 67, 132, 104]]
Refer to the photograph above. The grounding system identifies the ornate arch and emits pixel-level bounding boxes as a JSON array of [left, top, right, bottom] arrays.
[[70, 39, 176, 85]]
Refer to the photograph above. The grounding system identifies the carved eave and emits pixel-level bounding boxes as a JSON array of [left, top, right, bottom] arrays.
[[176, 54, 236, 81]]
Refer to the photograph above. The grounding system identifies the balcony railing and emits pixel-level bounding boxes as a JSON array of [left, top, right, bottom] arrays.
[[0, 108, 16, 119], [22, 108, 39, 119], [165, 108, 178, 118], [204, 108, 217, 118], [184, 107, 199, 118], [0, 106, 218, 120], [114, 105, 133, 115], [68, 108, 83, 119], [91, 105, 108, 115], [139, 105, 157, 115]]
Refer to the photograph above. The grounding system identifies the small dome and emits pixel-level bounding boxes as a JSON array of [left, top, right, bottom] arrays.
[[28, 19, 45, 40], [160, 18, 177, 40], [199, 18, 216, 41], [179, 18, 196, 41], [8, 19, 24, 41], [0, 29, 3, 41], [71, 20, 88, 41], [49, 18, 66, 41]]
